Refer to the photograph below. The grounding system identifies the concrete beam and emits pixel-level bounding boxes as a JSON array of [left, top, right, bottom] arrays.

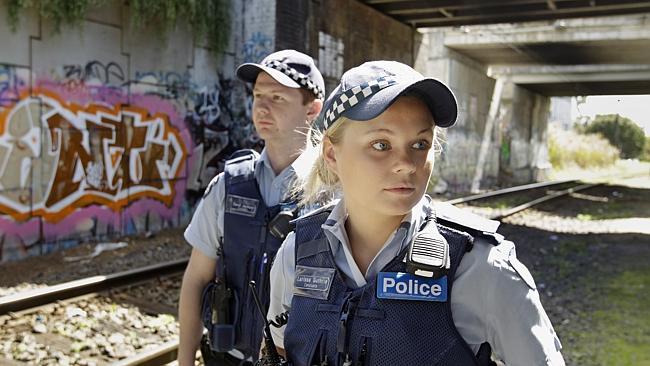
[[488, 64, 650, 95], [442, 14, 650, 46], [437, 14, 650, 66], [523, 81, 650, 96], [490, 64, 650, 83]]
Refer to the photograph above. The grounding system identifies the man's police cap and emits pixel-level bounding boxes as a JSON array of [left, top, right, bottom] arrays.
[[237, 49, 325, 99]]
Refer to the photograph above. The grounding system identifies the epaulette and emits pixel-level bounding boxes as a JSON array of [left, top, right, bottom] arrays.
[[434, 202, 502, 246]]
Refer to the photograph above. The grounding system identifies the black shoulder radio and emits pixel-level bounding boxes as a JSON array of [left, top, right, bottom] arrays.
[[406, 215, 450, 279]]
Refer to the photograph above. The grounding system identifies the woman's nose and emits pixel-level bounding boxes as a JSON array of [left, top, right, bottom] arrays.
[[393, 150, 417, 174]]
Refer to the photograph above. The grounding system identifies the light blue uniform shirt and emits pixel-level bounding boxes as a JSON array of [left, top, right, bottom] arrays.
[[185, 148, 310, 257], [268, 197, 565, 366]]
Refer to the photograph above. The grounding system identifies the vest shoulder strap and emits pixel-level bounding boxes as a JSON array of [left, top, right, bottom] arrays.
[[293, 204, 335, 261], [227, 148, 260, 163], [294, 206, 333, 234], [224, 149, 259, 186], [296, 237, 330, 262], [292, 200, 337, 222]]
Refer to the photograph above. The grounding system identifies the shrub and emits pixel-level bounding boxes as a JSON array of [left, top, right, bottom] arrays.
[[6, 0, 230, 55], [641, 137, 650, 162], [549, 129, 619, 169], [584, 114, 646, 159]]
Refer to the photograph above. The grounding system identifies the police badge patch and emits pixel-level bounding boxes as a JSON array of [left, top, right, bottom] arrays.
[[225, 194, 259, 217], [377, 272, 448, 302]]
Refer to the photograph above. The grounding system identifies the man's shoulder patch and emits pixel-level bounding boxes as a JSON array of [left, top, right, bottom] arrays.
[[202, 174, 223, 199]]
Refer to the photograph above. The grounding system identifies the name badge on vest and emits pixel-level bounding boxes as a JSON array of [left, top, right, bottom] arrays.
[[225, 194, 259, 217], [377, 272, 448, 302], [293, 265, 336, 300]]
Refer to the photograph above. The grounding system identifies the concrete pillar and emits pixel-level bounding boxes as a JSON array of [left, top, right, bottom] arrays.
[[471, 77, 505, 193], [497, 81, 552, 185], [422, 29, 499, 192]]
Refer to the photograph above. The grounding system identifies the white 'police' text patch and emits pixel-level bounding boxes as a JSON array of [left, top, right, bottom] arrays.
[[225, 194, 259, 217], [293, 265, 336, 300], [377, 272, 447, 302]]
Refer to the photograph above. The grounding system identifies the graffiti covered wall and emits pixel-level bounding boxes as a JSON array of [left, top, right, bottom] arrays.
[[0, 0, 274, 261]]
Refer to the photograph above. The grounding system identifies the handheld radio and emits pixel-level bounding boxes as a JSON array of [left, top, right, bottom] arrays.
[[269, 203, 300, 240]]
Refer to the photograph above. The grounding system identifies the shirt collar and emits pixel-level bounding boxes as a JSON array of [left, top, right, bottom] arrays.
[[255, 147, 311, 181], [321, 195, 433, 266], [254, 148, 274, 179]]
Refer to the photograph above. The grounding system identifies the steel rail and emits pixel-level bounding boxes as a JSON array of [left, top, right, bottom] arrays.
[[0, 258, 189, 315], [445, 179, 576, 205], [489, 182, 602, 220], [111, 340, 179, 366]]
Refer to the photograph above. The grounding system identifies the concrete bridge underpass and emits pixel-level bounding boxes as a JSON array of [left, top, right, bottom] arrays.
[[364, 4, 650, 192]]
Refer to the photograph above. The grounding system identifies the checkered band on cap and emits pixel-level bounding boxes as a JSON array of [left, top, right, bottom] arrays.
[[263, 59, 324, 99], [323, 75, 397, 129]]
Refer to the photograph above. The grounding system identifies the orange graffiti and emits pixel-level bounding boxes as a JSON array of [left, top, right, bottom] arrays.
[[0, 88, 188, 223]]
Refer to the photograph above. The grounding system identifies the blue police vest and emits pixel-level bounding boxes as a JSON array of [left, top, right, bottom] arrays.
[[284, 207, 491, 366], [204, 150, 287, 358]]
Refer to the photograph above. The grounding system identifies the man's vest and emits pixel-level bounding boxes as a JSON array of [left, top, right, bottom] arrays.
[[202, 150, 291, 359], [284, 203, 499, 366]]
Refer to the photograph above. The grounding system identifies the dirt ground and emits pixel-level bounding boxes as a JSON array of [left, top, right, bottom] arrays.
[[495, 181, 650, 366], [0, 228, 189, 290]]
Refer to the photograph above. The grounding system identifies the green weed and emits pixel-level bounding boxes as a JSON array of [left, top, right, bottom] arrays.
[[564, 269, 650, 365]]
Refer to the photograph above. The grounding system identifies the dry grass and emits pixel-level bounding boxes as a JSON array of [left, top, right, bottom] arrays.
[[549, 129, 619, 169]]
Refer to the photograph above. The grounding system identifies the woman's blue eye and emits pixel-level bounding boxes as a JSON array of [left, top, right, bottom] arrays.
[[412, 140, 430, 150], [371, 141, 390, 151]]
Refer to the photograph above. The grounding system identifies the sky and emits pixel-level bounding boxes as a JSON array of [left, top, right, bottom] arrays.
[[571, 95, 650, 136]]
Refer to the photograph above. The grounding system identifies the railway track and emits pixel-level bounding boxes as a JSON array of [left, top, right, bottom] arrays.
[[445, 180, 603, 221], [0, 259, 188, 316], [0, 260, 188, 366], [444, 179, 577, 205], [0, 180, 587, 315], [451, 172, 647, 221], [0, 176, 641, 365]]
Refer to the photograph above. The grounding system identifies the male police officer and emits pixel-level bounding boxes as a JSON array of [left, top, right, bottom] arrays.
[[177, 50, 324, 366]]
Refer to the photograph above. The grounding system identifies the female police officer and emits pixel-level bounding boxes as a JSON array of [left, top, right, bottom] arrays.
[[265, 61, 565, 365]]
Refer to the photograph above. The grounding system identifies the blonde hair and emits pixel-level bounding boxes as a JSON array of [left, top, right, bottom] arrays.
[[293, 115, 442, 207], [291, 117, 348, 206]]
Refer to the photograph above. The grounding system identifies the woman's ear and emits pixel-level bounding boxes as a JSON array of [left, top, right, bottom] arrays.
[[322, 135, 338, 175]]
